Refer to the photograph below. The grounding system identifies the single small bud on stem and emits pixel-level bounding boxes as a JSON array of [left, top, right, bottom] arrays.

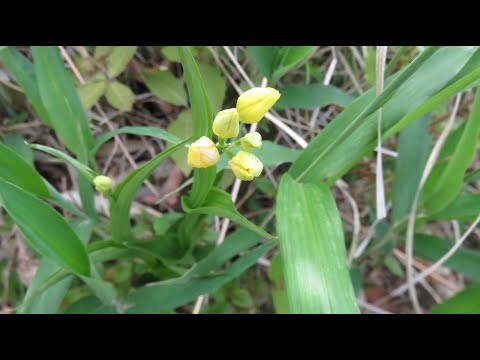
[[94, 175, 114, 193], [240, 132, 262, 150]]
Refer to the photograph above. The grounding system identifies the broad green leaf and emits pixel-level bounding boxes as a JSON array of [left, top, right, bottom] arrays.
[[3, 132, 34, 166], [247, 46, 279, 79], [143, 70, 187, 106], [217, 140, 301, 170], [289, 46, 475, 184], [0, 179, 90, 276], [126, 240, 273, 313], [276, 173, 359, 313], [106, 46, 137, 78], [182, 187, 275, 240], [274, 83, 354, 109], [423, 88, 480, 213], [32, 46, 96, 217], [105, 81, 135, 112], [0, 47, 52, 127], [179, 46, 215, 208], [77, 73, 107, 109], [197, 62, 226, 114], [272, 46, 317, 81], [30, 143, 97, 182], [90, 126, 182, 157], [414, 234, 480, 282], [428, 194, 480, 221], [20, 218, 93, 314], [392, 115, 431, 224], [0, 142, 49, 197], [429, 284, 480, 314], [110, 139, 190, 243], [167, 110, 193, 176], [31, 46, 94, 156]]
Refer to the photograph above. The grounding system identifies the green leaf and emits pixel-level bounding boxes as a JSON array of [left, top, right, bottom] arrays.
[[0, 179, 90, 276], [143, 70, 187, 106], [3, 132, 34, 166], [126, 237, 273, 313], [106, 46, 137, 78], [30, 143, 97, 182], [392, 115, 431, 224], [105, 81, 135, 112], [167, 110, 193, 176], [182, 188, 275, 240], [276, 173, 359, 313], [90, 126, 182, 157], [423, 88, 480, 213], [0, 142, 49, 197], [77, 73, 107, 109], [289, 46, 476, 184], [274, 83, 354, 109], [110, 139, 190, 242], [20, 219, 93, 314], [179, 46, 215, 208], [31, 46, 93, 157], [428, 194, 480, 221], [414, 234, 480, 283], [197, 62, 226, 114], [217, 140, 301, 170], [430, 284, 480, 314], [272, 46, 317, 81], [247, 46, 279, 79], [0, 47, 53, 127]]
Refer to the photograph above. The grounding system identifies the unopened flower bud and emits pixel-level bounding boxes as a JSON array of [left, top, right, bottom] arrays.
[[236, 87, 281, 124], [212, 108, 240, 139], [240, 132, 262, 150], [94, 175, 113, 193], [228, 151, 263, 181], [187, 136, 220, 168]]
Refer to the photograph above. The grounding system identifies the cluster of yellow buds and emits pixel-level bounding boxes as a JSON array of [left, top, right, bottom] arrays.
[[187, 87, 281, 182]]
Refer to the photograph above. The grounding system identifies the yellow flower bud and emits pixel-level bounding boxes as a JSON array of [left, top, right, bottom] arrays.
[[212, 108, 240, 139], [240, 132, 262, 150], [187, 136, 220, 168], [228, 151, 263, 181], [236, 87, 281, 124], [94, 175, 113, 193]]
